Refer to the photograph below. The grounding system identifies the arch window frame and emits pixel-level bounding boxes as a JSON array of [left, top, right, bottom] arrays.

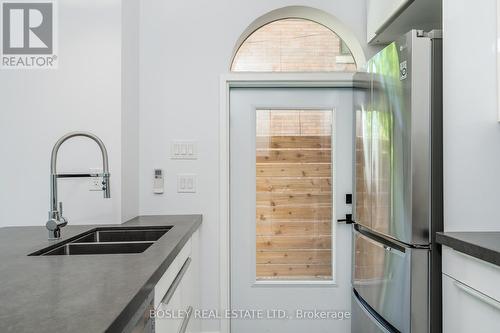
[[230, 6, 366, 72]]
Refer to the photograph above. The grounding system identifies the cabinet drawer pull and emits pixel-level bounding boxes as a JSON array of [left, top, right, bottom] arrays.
[[178, 306, 193, 333], [161, 257, 192, 305], [454, 280, 500, 311]]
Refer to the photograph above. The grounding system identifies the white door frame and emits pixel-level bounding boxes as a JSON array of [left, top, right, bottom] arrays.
[[219, 72, 357, 333]]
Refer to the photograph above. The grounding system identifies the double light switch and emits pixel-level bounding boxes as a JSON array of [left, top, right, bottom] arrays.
[[177, 174, 196, 193]]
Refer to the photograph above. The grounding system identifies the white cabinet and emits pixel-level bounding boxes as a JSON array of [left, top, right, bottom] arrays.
[[442, 246, 500, 333], [366, 0, 441, 44], [154, 230, 200, 333], [443, 274, 500, 332], [180, 230, 200, 333], [156, 279, 183, 333], [367, 0, 411, 42]]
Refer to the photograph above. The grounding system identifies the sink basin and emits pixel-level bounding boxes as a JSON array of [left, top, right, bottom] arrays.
[[42, 242, 154, 255], [29, 227, 172, 256], [73, 228, 170, 243]]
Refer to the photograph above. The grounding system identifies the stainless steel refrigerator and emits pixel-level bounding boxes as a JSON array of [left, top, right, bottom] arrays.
[[351, 30, 443, 333]]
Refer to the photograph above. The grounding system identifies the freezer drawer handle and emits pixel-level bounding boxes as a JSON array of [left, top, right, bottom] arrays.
[[354, 226, 406, 254], [454, 280, 500, 311]]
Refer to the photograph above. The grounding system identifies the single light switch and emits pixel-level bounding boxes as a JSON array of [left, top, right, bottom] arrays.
[[177, 174, 196, 193]]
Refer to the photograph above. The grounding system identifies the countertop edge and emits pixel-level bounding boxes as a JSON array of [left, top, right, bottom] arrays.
[[106, 215, 202, 333], [436, 232, 500, 267]]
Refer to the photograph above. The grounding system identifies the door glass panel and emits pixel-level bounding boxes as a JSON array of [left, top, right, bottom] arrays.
[[255, 109, 333, 281]]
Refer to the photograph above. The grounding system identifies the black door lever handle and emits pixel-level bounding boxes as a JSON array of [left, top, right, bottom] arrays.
[[337, 214, 354, 224]]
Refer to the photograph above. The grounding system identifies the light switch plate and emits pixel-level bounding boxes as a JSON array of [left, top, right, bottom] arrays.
[[177, 174, 196, 193], [171, 141, 197, 160]]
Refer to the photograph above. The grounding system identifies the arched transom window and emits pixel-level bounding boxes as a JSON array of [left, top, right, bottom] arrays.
[[231, 18, 357, 72]]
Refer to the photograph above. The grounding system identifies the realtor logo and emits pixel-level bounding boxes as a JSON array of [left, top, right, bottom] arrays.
[[1, 1, 57, 68]]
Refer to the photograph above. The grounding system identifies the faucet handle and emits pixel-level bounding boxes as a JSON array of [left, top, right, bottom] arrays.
[[59, 202, 68, 225], [102, 174, 111, 198]]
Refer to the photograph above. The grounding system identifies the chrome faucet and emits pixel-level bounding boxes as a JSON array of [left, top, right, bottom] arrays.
[[46, 132, 111, 240]]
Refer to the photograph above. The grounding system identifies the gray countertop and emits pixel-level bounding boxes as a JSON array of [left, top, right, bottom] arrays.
[[0, 215, 202, 333], [436, 231, 500, 267]]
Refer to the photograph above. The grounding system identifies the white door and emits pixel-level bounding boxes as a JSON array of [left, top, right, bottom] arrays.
[[230, 87, 354, 333]]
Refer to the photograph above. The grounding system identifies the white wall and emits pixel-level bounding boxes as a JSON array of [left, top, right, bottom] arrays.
[[0, 0, 139, 227], [0, 0, 122, 227], [138, 1, 375, 331], [121, 0, 140, 222], [443, 0, 500, 231]]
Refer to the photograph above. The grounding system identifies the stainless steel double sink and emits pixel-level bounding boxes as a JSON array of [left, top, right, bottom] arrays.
[[30, 227, 171, 256]]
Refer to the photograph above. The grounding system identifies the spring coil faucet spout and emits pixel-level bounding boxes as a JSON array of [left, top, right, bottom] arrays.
[[46, 132, 111, 240]]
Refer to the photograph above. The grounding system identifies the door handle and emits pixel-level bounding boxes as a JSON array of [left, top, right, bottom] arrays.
[[337, 214, 354, 224], [454, 280, 500, 311], [178, 306, 193, 333]]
